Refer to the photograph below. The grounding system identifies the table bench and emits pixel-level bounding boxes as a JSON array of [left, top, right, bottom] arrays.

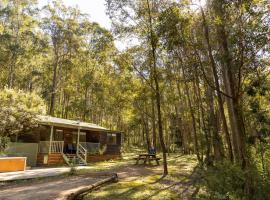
[[133, 154, 161, 165]]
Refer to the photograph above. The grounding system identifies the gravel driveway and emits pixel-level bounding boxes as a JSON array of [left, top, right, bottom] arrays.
[[0, 174, 108, 200]]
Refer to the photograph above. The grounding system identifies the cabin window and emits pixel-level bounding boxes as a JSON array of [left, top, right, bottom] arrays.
[[72, 132, 77, 143], [79, 132, 86, 142], [72, 131, 86, 143], [54, 129, 63, 141], [86, 132, 99, 143], [107, 133, 117, 145]]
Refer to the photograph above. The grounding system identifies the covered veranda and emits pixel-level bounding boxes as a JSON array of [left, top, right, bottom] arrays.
[[37, 116, 108, 164]]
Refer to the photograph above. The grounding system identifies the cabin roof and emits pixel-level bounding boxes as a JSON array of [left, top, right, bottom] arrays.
[[37, 115, 109, 132]]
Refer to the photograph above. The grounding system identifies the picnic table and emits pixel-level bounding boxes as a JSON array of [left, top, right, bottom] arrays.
[[134, 153, 161, 165]]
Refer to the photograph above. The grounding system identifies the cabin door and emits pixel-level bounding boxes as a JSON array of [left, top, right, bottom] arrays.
[[63, 132, 74, 154]]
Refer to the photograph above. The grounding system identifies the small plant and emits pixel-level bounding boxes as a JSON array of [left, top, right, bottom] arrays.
[[69, 157, 77, 175], [0, 136, 10, 153], [99, 144, 107, 155]]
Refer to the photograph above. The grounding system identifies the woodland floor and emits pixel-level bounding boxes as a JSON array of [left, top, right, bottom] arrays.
[[82, 152, 199, 200]]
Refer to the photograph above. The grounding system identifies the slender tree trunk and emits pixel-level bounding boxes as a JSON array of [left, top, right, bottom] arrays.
[[146, 0, 168, 176], [216, 9, 247, 167], [201, 8, 233, 162], [8, 3, 20, 89], [49, 61, 58, 116], [143, 111, 151, 151], [209, 88, 224, 160], [194, 69, 211, 164], [181, 66, 201, 163], [151, 88, 157, 149]]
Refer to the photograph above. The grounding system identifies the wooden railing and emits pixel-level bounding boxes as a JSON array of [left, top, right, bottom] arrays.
[[77, 143, 87, 164], [80, 142, 100, 154], [50, 141, 64, 153]]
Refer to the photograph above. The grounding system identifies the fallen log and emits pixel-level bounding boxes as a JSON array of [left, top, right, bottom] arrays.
[[66, 173, 118, 200]]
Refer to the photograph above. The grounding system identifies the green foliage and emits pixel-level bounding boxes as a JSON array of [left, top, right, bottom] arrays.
[[0, 88, 46, 138], [99, 144, 107, 155], [196, 162, 270, 200], [69, 158, 77, 175], [0, 136, 10, 153]]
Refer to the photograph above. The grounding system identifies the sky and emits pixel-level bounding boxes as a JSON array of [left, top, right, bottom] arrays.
[[39, 0, 111, 29]]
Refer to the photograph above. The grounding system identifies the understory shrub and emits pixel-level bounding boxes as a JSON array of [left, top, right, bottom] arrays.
[[195, 161, 270, 200]]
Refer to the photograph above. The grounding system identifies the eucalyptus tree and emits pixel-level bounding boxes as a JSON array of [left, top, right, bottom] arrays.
[[41, 0, 86, 116], [0, 0, 40, 89], [106, 0, 170, 175]]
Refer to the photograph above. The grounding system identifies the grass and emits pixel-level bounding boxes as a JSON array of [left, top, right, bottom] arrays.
[[82, 153, 198, 200], [84, 178, 180, 200], [77, 152, 136, 174]]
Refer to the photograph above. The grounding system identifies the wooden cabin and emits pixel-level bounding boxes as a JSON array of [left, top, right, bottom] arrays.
[[5, 116, 122, 167]]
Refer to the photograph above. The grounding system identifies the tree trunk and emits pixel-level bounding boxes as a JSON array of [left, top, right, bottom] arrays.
[[181, 66, 201, 163], [49, 59, 58, 116], [143, 111, 151, 151], [151, 88, 157, 149], [146, 0, 168, 176], [213, 0, 252, 194], [194, 69, 212, 164], [201, 7, 233, 162]]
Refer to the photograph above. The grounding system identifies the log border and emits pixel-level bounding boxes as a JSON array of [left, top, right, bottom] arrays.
[[66, 173, 118, 200]]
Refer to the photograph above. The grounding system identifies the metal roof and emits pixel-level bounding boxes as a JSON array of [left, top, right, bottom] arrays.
[[37, 115, 109, 132]]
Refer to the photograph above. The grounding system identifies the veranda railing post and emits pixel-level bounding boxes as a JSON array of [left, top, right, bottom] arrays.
[[61, 141, 64, 153], [77, 121, 80, 156], [49, 125, 54, 154]]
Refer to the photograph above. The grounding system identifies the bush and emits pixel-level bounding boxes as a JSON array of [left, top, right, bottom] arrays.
[[0, 88, 45, 149], [195, 161, 270, 200]]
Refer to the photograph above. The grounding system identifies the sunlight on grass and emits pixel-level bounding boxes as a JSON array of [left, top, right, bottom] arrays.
[[82, 153, 197, 200], [77, 153, 136, 174], [84, 178, 180, 200]]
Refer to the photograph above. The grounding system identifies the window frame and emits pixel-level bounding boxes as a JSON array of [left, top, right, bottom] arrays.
[[107, 133, 117, 145]]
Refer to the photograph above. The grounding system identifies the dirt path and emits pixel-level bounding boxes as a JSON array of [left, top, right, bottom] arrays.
[[83, 155, 198, 200], [0, 174, 108, 200]]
